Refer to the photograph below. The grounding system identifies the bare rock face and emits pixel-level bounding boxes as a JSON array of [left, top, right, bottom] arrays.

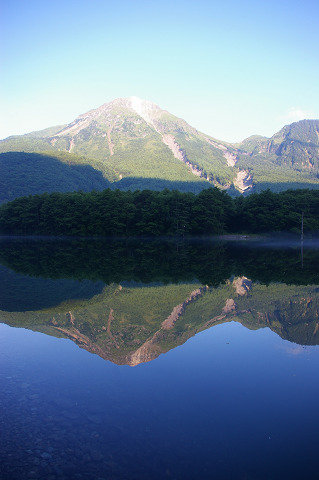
[[223, 151, 237, 167], [233, 170, 253, 193], [162, 134, 204, 177], [204, 136, 239, 166], [162, 134, 187, 163]]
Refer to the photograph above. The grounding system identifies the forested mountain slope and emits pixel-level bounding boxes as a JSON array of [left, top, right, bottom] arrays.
[[1, 98, 319, 201], [0, 152, 112, 203], [236, 119, 319, 193]]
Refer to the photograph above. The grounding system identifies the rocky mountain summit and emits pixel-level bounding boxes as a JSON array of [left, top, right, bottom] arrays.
[[47, 96, 239, 188]]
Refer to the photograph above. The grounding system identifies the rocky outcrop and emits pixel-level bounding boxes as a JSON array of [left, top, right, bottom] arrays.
[[224, 151, 237, 167], [68, 137, 75, 153], [162, 134, 205, 178], [107, 126, 114, 156], [203, 136, 238, 166], [162, 134, 188, 164], [204, 136, 228, 152], [55, 116, 92, 138], [233, 169, 253, 193]]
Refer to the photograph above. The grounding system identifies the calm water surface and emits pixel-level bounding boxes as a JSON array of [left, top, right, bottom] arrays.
[[1, 238, 319, 480]]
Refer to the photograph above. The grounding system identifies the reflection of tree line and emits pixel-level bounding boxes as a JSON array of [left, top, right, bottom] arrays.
[[0, 238, 318, 286], [1, 239, 319, 359]]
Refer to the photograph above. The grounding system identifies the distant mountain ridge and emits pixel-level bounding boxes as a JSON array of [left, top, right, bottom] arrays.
[[1, 97, 319, 203]]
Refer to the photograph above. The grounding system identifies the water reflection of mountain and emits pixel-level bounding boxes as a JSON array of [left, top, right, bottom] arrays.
[[2, 275, 319, 364], [1, 238, 319, 364]]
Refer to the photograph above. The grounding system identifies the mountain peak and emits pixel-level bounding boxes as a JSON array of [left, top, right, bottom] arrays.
[[128, 96, 161, 124], [76, 96, 162, 126]]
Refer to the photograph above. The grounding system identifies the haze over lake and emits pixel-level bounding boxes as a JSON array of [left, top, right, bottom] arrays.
[[1, 237, 319, 480]]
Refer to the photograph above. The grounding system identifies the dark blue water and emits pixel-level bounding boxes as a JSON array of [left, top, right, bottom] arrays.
[[2, 238, 319, 480], [1, 320, 319, 480]]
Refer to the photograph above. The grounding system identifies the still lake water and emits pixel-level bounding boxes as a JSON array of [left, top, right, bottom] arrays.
[[1, 237, 319, 480]]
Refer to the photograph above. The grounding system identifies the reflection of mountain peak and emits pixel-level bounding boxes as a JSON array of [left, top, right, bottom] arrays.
[[124, 287, 208, 365], [127, 340, 162, 367], [3, 278, 319, 366], [2, 240, 319, 363]]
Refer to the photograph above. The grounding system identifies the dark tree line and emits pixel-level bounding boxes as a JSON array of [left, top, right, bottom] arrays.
[[0, 187, 319, 237], [0, 188, 233, 236], [234, 189, 319, 234]]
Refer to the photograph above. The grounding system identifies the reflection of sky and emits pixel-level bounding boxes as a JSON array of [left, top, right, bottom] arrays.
[[282, 344, 310, 356], [1, 320, 319, 479]]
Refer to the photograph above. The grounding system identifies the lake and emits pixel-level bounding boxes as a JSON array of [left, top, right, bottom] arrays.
[[1, 237, 319, 480]]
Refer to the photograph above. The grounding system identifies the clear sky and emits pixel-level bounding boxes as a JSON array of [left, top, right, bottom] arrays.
[[1, 0, 319, 142]]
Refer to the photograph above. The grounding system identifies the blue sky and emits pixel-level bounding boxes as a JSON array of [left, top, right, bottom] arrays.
[[1, 0, 319, 142]]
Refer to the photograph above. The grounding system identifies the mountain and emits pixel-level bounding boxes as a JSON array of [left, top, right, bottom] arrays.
[[267, 119, 319, 168], [236, 119, 319, 193], [1, 237, 318, 365], [1, 271, 319, 366], [1, 97, 319, 203]]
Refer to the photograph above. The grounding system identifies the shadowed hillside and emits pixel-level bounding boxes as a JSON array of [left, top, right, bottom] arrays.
[[0, 152, 112, 203]]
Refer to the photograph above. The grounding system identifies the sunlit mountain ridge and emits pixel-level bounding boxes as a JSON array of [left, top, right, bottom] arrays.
[[1, 98, 319, 203]]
